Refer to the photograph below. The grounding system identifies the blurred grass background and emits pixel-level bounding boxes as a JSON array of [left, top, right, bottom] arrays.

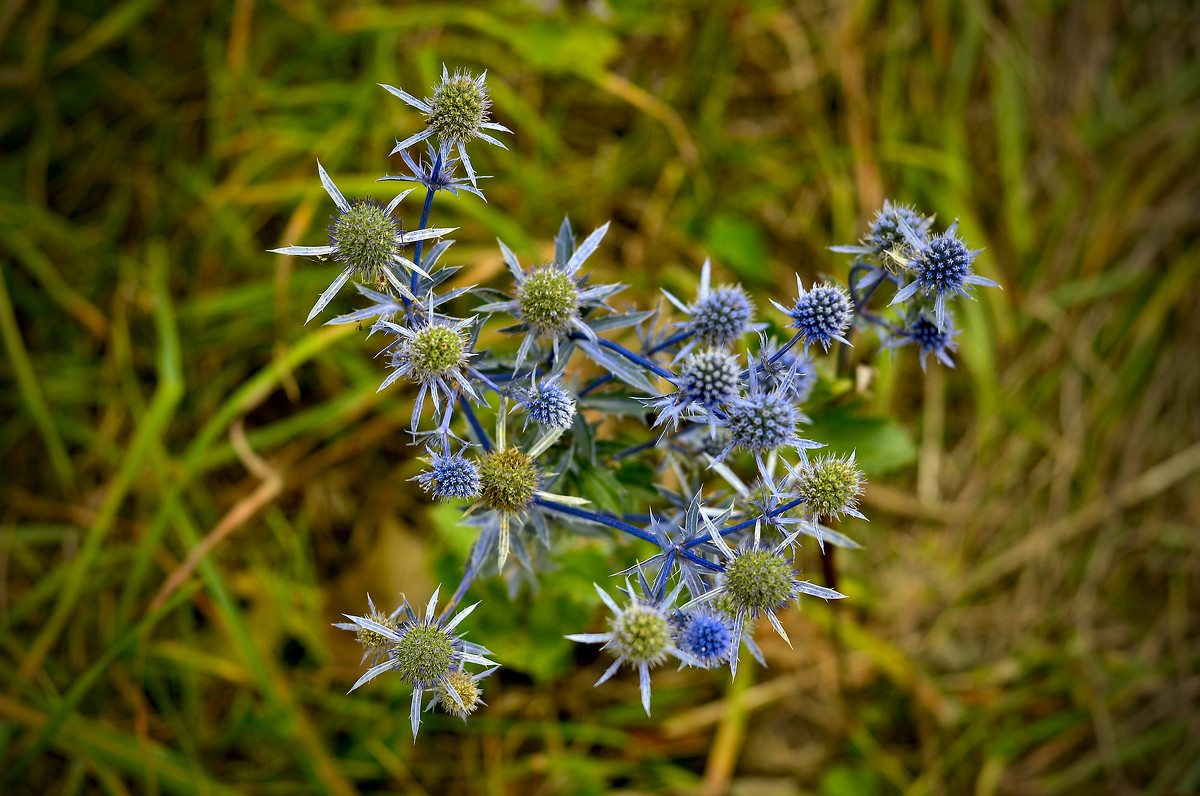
[[2, 0, 1199, 794]]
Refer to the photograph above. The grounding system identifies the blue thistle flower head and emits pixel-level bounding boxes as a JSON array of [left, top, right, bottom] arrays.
[[565, 580, 702, 715], [886, 312, 961, 370], [682, 521, 845, 676], [380, 65, 513, 187], [475, 221, 624, 369], [771, 278, 853, 353], [338, 587, 497, 740], [268, 162, 455, 324], [691, 285, 754, 348], [519, 375, 576, 430], [726, 391, 798, 454], [414, 447, 481, 502], [678, 610, 734, 668], [678, 348, 741, 410], [662, 260, 757, 351], [890, 220, 998, 329], [711, 361, 823, 487], [867, 200, 932, 257]]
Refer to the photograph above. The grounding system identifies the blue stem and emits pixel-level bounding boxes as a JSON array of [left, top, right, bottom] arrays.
[[681, 496, 805, 549], [652, 550, 675, 601], [578, 329, 693, 398], [410, 152, 442, 295], [438, 563, 478, 622], [534, 498, 660, 546], [458, 395, 492, 452], [679, 548, 723, 573], [569, 333, 677, 384]]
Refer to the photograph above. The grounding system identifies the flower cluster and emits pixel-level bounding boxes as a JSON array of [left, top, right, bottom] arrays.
[[272, 67, 998, 736]]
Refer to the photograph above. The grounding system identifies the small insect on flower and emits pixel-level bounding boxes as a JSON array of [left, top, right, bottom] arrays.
[[663, 260, 757, 352], [771, 278, 853, 354], [566, 580, 701, 715], [889, 220, 999, 330], [338, 587, 496, 740], [685, 520, 845, 676], [789, 452, 866, 521], [517, 374, 576, 430], [413, 446, 481, 502], [831, 200, 934, 263], [269, 161, 456, 323], [380, 66, 512, 186]]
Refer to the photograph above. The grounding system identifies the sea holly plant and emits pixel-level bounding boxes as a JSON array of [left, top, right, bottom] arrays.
[[272, 68, 999, 738]]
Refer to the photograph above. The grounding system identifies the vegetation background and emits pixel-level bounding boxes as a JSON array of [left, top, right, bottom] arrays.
[[2, 0, 1198, 794]]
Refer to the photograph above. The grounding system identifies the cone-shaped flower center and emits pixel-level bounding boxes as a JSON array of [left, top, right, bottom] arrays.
[[393, 623, 455, 688], [723, 548, 794, 616], [518, 267, 580, 335], [429, 74, 488, 145], [611, 604, 670, 665], [479, 448, 539, 513], [330, 201, 400, 285]]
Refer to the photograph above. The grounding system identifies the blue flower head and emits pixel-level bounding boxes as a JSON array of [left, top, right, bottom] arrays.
[[683, 520, 845, 676], [380, 66, 513, 187], [475, 221, 624, 369], [647, 347, 740, 431], [663, 260, 756, 351], [380, 312, 484, 432], [867, 200, 933, 257], [337, 587, 497, 740], [268, 161, 455, 323], [414, 447, 481, 502], [566, 580, 701, 715], [518, 374, 576, 430], [890, 220, 998, 329], [829, 199, 934, 264], [771, 278, 853, 353], [678, 609, 734, 669], [885, 312, 960, 370], [711, 359, 822, 488]]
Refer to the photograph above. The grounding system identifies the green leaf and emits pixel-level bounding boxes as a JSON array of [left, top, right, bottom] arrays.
[[703, 213, 768, 284], [806, 401, 916, 476]]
